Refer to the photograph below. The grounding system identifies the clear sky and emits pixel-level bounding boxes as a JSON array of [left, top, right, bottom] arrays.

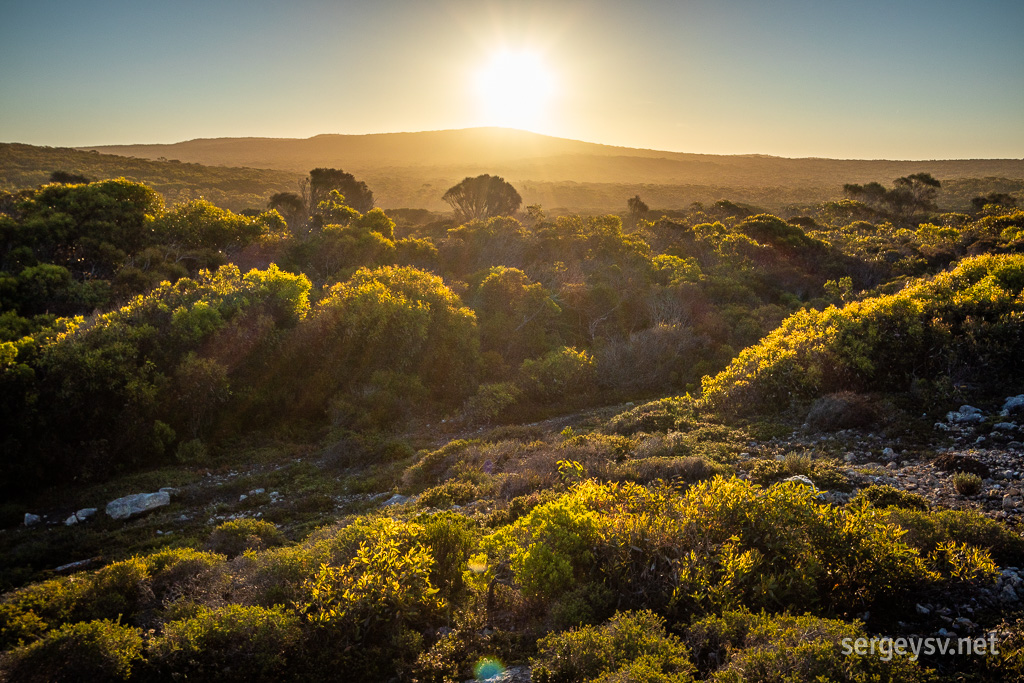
[[2, 0, 1022, 159]]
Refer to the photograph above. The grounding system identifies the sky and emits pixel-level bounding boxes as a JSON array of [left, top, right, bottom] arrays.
[[1, 0, 1022, 160]]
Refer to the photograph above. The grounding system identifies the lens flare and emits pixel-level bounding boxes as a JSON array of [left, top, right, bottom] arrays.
[[474, 657, 505, 681]]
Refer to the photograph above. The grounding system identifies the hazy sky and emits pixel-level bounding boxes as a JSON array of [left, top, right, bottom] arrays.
[[2, 0, 1022, 159]]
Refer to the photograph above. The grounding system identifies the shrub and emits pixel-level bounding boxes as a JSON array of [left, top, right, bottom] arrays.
[[206, 519, 286, 558], [853, 484, 929, 511], [686, 610, 931, 682], [2, 619, 143, 683], [148, 605, 301, 682], [518, 346, 597, 403], [175, 438, 209, 464], [418, 480, 479, 509], [702, 254, 1024, 414], [532, 610, 696, 683], [952, 472, 983, 496]]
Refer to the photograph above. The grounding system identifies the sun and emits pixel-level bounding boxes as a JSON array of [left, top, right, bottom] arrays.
[[475, 49, 557, 130]]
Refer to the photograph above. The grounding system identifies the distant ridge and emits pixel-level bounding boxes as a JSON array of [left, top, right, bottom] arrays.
[[81, 127, 1024, 188]]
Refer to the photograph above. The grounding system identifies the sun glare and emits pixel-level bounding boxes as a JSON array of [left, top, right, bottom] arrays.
[[475, 49, 556, 130]]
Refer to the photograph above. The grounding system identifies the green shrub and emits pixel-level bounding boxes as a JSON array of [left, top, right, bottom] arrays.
[[148, 605, 301, 682], [175, 438, 209, 464], [853, 484, 929, 511], [206, 518, 286, 558], [702, 254, 1024, 414], [952, 472, 983, 496], [532, 610, 695, 683], [687, 610, 932, 682], [882, 508, 1024, 565], [2, 619, 143, 683], [519, 346, 597, 403], [418, 480, 479, 509], [420, 512, 479, 602]]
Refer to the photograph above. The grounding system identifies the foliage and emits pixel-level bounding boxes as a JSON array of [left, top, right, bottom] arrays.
[[532, 610, 695, 683], [206, 519, 286, 558], [443, 174, 522, 222], [686, 610, 933, 682], [702, 254, 1024, 414], [951, 472, 983, 496], [1, 619, 143, 683], [852, 484, 929, 511], [148, 605, 302, 682]]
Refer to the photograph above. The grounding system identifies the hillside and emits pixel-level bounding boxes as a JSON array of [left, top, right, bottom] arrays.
[[2, 172, 1024, 680], [82, 127, 1024, 211], [0, 143, 302, 213]]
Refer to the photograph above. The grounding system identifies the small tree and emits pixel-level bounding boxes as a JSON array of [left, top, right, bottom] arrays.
[[308, 168, 374, 221], [442, 174, 522, 222], [627, 194, 649, 226]]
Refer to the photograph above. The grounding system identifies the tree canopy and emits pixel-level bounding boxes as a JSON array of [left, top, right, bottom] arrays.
[[442, 174, 522, 222]]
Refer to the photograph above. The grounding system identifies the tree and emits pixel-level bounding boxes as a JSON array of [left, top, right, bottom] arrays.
[[48, 170, 92, 184], [843, 173, 941, 219], [308, 168, 374, 220], [627, 194, 649, 226], [971, 192, 1017, 212], [442, 174, 522, 222], [267, 192, 307, 233]]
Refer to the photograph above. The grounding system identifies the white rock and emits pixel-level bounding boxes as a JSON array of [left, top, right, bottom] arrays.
[[994, 422, 1018, 431], [916, 603, 930, 615], [948, 407, 986, 424], [239, 494, 248, 502], [1003, 395, 1024, 415], [75, 508, 97, 522], [250, 488, 265, 495], [105, 491, 171, 521], [782, 475, 816, 489], [24, 513, 41, 527], [382, 494, 410, 507], [64, 514, 78, 526]]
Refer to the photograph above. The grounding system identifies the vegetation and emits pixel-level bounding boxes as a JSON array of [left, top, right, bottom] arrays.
[[1, 165, 1023, 680]]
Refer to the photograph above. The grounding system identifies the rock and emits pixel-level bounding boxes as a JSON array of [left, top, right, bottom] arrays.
[[1003, 395, 1024, 416], [24, 513, 41, 527], [947, 405, 985, 424], [783, 475, 816, 489], [1004, 495, 1017, 510], [250, 488, 265, 495], [239, 494, 248, 502], [805, 392, 878, 431], [158, 487, 179, 497], [916, 603, 930, 615], [75, 508, 97, 522], [64, 514, 78, 526], [381, 494, 410, 507], [994, 422, 1018, 431], [1002, 584, 1019, 602], [105, 491, 171, 521]]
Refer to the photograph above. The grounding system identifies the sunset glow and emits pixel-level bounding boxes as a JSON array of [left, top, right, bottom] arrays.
[[475, 49, 557, 130]]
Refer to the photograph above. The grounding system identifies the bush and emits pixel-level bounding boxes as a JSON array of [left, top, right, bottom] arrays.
[[206, 519, 286, 558], [532, 610, 695, 683], [519, 347, 597, 403], [686, 610, 931, 682], [418, 480, 479, 509], [148, 605, 301, 682], [952, 472, 983, 496], [175, 438, 209, 464], [853, 484, 929, 511], [2, 619, 143, 683]]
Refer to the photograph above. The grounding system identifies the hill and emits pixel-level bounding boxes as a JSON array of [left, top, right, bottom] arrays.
[[0, 143, 302, 212], [82, 127, 1024, 211]]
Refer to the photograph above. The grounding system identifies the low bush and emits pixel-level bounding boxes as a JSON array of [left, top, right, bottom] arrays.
[[206, 518, 286, 558], [853, 484, 929, 511], [952, 472, 983, 496], [1, 619, 143, 683], [148, 605, 301, 682], [686, 610, 932, 682], [532, 610, 695, 683]]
